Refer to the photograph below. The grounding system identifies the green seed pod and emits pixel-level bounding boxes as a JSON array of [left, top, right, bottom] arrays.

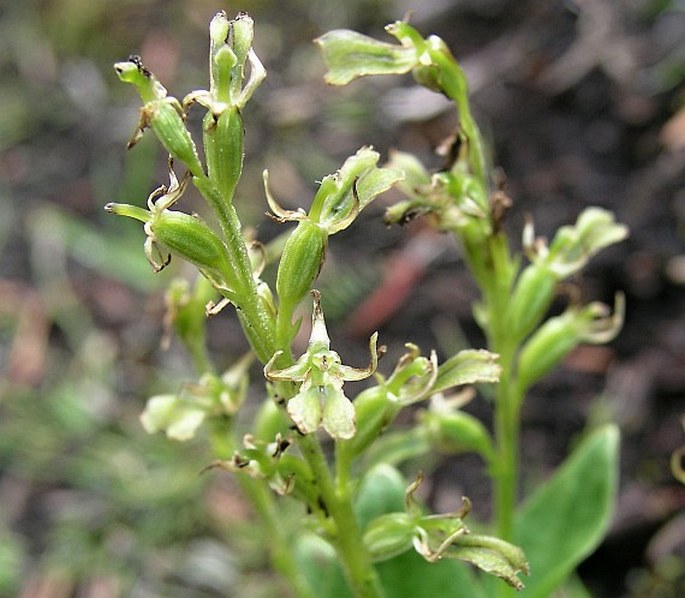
[[276, 219, 328, 316], [151, 210, 234, 287], [363, 512, 415, 562], [114, 58, 204, 177], [148, 101, 204, 177], [516, 311, 579, 391], [506, 263, 557, 343], [203, 106, 244, 203]]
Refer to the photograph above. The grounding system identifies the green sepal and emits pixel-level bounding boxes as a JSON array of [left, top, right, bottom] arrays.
[[541, 207, 628, 279], [315, 29, 418, 86], [446, 534, 529, 591], [433, 349, 501, 395], [309, 147, 403, 234]]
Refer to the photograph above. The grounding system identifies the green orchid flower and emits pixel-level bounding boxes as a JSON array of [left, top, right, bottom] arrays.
[[264, 291, 382, 439]]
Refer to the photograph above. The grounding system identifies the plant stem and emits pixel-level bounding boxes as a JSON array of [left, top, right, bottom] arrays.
[[240, 476, 318, 598], [460, 228, 522, 543], [492, 356, 520, 542], [193, 174, 278, 363], [298, 433, 385, 598], [208, 421, 316, 598]]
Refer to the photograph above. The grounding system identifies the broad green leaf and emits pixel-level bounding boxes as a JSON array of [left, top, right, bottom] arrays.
[[354, 463, 406, 529], [295, 533, 353, 598], [514, 424, 620, 597], [378, 550, 485, 598]]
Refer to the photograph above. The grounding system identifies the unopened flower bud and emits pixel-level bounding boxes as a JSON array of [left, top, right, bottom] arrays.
[[517, 294, 624, 391], [310, 147, 403, 234], [421, 408, 494, 461], [140, 394, 206, 441]]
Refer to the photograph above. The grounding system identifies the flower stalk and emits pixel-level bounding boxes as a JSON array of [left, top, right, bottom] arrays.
[[107, 11, 626, 598]]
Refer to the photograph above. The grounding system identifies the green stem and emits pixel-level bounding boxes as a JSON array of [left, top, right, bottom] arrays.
[[487, 236, 522, 544], [298, 434, 385, 598], [193, 174, 278, 363], [240, 476, 318, 598], [459, 225, 521, 544], [208, 421, 316, 598], [492, 357, 520, 542]]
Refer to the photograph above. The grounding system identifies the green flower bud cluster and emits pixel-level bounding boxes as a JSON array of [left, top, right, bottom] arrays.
[[504, 207, 628, 345], [184, 12, 266, 205], [204, 432, 319, 499], [339, 345, 436, 461], [140, 355, 251, 441], [337, 346, 500, 468]]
